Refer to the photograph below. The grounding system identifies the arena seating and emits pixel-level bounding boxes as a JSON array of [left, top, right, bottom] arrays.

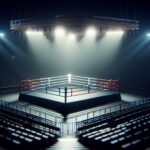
[[77, 102, 150, 150], [0, 103, 60, 149]]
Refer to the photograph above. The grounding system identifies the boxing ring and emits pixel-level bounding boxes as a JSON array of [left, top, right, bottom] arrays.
[[21, 74, 119, 95], [19, 74, 120, 116]]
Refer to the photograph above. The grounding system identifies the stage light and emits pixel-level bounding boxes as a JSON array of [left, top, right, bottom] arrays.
[[106, 30, 124, 35], [146, 33, 150, 37], [54, 26, 66, 37], [68, 33, 76, 40], [25, 30, 44, 35], [85, 27, 97, 36], [0, 33, 4, 37]]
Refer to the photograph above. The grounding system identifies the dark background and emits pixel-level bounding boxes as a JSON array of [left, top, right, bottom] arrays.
[[0, 0, 150, 90], [0, 0, 149, 26]]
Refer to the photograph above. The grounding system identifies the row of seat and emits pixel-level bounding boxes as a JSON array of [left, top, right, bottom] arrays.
[[0, 105, 60, 149], [77, 103, 150, 150], [78, 105, 150, 136], [0, 107, 58, 133], [77, 102, 150, 132], [1, 104, 59, 131]]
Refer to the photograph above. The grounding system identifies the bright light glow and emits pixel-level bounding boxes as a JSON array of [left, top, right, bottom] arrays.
[[25, 30, 44, 35], [68, 33, 76, 40], [68, 74, 71, 84], [0, 33, 4, 37], [85, 27, 97, 36], [58, 137, 79, 150], [54, 26, 66, 37], [106, 30, 124, 35], [68, 73, 71, 77], [146, 33, 150, 37]]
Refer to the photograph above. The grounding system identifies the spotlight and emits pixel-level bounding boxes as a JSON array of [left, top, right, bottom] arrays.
[[54, 26, 66, 37], [106, 30, 124, 35], [25, 30, 44, 35], [68, 33, 76, 40], [0, 33, 4, 37], [85, 27, 97, 36], [146, 33, 150, 37]]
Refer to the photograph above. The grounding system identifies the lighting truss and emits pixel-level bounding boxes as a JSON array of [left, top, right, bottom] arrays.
[[10, 16, 139, 34]]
